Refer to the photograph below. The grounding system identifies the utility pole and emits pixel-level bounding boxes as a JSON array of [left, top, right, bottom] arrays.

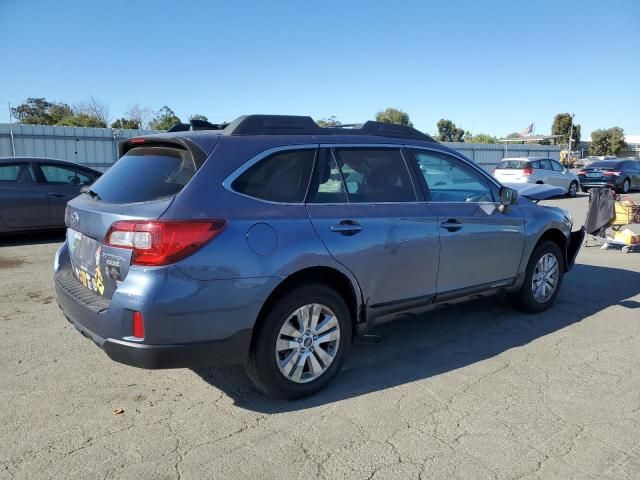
[[7, 102, 16, 157], [568, 113, 575, 153]]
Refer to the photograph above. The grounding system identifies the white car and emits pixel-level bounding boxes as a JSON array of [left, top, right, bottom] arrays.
[[493, 157, 580, 197]]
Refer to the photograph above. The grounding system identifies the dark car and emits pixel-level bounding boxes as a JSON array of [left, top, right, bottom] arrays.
[[577, 160, 640, 193], [54, 115, 583, 399], [0, 157, 101, 234]]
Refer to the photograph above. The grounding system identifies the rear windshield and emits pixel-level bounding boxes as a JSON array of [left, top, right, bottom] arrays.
[[588, 161, 622, 169], [89, 146, 196, 203], [497, 160, 529, 169]]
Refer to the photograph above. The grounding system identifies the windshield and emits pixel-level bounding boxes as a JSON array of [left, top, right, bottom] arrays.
[[89, 146, 196, 203], [497, 160, 530, 169]]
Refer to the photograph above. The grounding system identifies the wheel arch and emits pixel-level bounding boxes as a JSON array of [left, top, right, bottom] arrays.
[[535, 228, 569, 268], [252, 266, 363, 343]]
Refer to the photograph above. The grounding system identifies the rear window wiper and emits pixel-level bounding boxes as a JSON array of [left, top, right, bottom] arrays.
[[80, 186, 102, 201]]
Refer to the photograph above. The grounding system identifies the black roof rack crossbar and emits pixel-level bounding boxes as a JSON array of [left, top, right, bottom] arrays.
[[166, 120, 229, 132], [221, 115, 436, 142]]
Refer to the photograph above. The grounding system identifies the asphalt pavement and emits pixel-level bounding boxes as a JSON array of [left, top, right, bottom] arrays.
[[1, 193, 640, 480]]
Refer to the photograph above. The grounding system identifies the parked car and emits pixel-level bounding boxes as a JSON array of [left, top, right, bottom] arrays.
[[492, 157, 580, 197], [577, 159, 640, 193], [0, 157, 101, 234], [54, 115, 583, 399]]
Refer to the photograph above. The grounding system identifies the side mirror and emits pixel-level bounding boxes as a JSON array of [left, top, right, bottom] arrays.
[[499, 187, 518, 210]]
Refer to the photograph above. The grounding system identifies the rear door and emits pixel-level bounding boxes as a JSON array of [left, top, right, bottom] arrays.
[[0, 162, 49, 229], [306, 146, 440, 311], [406, 148, 525, 295], [548, 160, 569, 190], [34, 163, 98, 226]]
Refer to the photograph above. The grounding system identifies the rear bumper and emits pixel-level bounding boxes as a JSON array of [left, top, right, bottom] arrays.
[[62, 310, 251, 369], [579, 179, 622, 189], [54, 243, 278, 369]]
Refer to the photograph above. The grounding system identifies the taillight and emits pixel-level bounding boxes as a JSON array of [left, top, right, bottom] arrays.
[[105, 220, 227, 266], [577, 170, 587, 175], [132, 311, 144, 338], [603, 171, 620, 177], [522, 167, 533, 176]]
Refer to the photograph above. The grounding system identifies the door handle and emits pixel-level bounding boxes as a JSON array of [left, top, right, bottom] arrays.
[[440, 219, 462, 232], [330, 220, 362, 235], [48, 193, 67, 198]]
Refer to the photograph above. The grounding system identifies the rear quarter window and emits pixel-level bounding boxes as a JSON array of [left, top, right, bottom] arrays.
[[90, 146, 196, 203], [231, 149, 315, 203]]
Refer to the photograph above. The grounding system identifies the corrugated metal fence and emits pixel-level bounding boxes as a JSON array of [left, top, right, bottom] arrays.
[[442, 142, 561, 171], [1, 123, 560, 172], [0, 123, 157, 172]]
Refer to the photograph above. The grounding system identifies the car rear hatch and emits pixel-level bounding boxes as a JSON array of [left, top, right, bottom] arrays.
[[64, 137, 211, 300], [578, 163, 620, 182], [493, 160, 531, 181]]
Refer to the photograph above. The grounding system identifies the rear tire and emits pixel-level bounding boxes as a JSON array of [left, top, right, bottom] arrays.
[[618, 179, 630, 194], [567, 181, 578, 197], [245, 284, 351, 400], [509, 241, 564, 313]]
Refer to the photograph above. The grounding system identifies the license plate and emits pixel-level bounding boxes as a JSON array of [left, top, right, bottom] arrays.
[[67, 229, 106, 296], [586, 173, 602, 178]]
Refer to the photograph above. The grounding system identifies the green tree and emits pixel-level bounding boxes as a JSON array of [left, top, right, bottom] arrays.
[[111, 117, 141, 129], [436, 119, 465, 142], [589, 127, 626, 156], [375, 108, 412, 127], [506, 132, 521, 139], [466, 133, 497, 144], [149, 106, 182, 131], [11, 97, 73, 125], [551, 113, 581, 148], [59, 113, 107, 128], [316, 115, 342, 127], [189, 114, 208, 122]]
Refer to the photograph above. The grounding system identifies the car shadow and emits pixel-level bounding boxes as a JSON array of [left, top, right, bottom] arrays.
[[193, 263, 640, 412], [0, 230, 66, 247]]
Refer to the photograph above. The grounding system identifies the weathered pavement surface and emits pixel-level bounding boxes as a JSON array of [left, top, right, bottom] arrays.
[[1, 193, 640, 480]]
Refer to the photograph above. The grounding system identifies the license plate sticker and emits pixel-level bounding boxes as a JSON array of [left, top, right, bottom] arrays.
[[67, 228, 106, 296]]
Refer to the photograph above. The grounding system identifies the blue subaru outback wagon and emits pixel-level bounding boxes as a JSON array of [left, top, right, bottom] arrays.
[[55, 115, 583, 399]]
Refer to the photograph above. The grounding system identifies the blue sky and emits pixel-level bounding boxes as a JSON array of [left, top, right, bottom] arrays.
[[1, 0, 638, 138]]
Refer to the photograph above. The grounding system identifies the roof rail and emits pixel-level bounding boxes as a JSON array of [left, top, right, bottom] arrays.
[[221, 115, 436, 142]]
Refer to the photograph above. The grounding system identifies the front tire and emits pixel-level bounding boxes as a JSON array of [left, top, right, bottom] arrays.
[[566, 181, 578, 197], [245, 284, 352, 400], [509, 241, 564, 313]]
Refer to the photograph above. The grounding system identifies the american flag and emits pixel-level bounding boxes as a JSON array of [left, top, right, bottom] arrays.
[[520, 123, 534, 136]]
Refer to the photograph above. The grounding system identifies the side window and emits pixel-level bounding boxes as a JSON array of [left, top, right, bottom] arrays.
[[551, 161, 564, 171], [231, 149, 315, 203], [0, 164, 35, 183], [538, 159, 552, 170], [40, 164, 93, 186], [307, 149, 347, 203], [408, 149, 496, 202], [332, 148, 416, 203], [531, 161, 540, 169]]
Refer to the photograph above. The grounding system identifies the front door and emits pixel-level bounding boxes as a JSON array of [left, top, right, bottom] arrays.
[[35, 163, 94, 226], [405, 148, 525, 296], [306, 147, 440, 311]]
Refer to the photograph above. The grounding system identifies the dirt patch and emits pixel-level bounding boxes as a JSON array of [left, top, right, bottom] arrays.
[[27, 292, 41, 299], [0, 257, 26, 269], [41, 296, 54, 305]]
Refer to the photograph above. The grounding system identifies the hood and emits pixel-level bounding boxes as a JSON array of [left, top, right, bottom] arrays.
[[503, 182, 565, 201]]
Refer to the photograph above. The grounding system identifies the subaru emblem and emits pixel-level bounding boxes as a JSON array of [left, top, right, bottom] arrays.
[[71, 211, 80, 227]]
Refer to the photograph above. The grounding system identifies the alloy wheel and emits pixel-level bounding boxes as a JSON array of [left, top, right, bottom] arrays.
[[275, 303, 340, 383], [531, 253, 560, 303]]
